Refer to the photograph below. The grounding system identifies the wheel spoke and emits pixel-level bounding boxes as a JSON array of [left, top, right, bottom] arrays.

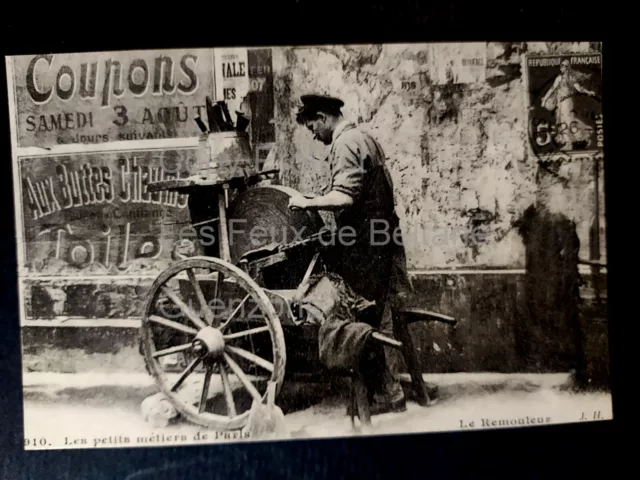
[[153, 343, 193, 358], [209, 272, 223, 327], [223, 353, 263, 404], [213, 272, 222, 300], [219, 294, 251, 332], [223, 326, 270, 340], [170, 357, 202, 392], [186, 268, 215, 325], [199, 364, 213, 413], [161, 286, 208, 330], [142, 257, 287, 428], [219, 361, 237, 417], [149, 315, 198, 335], [226, 345, 274, 373]]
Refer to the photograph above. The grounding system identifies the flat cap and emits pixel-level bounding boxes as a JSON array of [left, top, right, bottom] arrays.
[[296, 94, 344, 124]]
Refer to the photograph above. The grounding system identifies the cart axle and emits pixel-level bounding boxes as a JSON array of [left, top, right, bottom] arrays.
[[193, 327, 226, 359]]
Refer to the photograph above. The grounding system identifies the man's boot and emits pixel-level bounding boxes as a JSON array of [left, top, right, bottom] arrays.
[[347, 342, 407, 416]]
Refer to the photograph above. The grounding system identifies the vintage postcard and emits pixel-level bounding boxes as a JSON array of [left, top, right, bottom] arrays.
[[6, 42, 611, 451]]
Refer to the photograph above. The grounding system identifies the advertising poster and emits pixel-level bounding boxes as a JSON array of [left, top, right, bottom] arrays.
[[19, 148, 196, 319], [214, 48, 249, 127], [10, 49, 215, 148], [246, 48, 276, 145], [246, 48, 276, 168], [525, 53, 603, 157], [429, 42, 487, 85], [213, 48, 275, 167]]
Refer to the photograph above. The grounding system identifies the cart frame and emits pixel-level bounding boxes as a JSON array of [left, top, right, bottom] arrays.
[[140, 162, 456, 430]]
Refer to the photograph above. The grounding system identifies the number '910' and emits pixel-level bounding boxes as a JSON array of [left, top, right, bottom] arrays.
[[24, 437, 48, 447]]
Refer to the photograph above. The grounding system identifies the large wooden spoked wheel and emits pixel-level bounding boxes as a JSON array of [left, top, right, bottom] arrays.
[[140, 256, 286, 430]]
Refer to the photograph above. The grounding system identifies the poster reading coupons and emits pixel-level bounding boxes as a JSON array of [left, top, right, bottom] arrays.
[[9, 49, 215, 148]]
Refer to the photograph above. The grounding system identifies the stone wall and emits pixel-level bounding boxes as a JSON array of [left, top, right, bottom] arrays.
[[267, 42, 605, 270], [19, 42, 608, 384], [263, 41, 608, 383]]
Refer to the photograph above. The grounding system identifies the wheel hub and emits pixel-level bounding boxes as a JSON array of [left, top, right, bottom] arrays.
[[193, 327, 225, 359]]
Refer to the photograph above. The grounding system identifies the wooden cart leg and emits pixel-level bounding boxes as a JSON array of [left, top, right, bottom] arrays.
[[217, 192, 231, 262], [349, 373, 357, 428], [353, 371, 372, 427], [392, 311, 430, 406]]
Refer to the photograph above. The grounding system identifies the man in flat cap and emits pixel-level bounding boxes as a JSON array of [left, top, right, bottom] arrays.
[[289, 94, 415, 415]]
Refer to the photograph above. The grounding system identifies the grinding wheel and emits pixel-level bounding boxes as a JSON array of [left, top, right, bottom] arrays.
[[227, 186, 325, 289]]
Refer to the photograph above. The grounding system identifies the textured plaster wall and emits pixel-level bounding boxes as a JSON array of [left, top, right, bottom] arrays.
[[269, 42, 604, 270], [22, 42, 608, 379]]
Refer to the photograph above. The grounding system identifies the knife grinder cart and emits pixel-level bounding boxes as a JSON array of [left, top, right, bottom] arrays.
[[140, 104, 457, 431]]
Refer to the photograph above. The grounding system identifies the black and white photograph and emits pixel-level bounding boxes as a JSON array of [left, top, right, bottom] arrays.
[[5, 41, 611, 451]]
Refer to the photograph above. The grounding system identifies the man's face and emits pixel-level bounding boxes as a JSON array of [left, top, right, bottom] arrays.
[[305, 114, 332, 145]]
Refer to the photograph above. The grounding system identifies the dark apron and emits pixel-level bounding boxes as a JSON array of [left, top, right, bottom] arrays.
[[327, 162, 412, 313], [312, 155, 412, 402]]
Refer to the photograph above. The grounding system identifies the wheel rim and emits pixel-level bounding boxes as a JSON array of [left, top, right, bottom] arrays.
[[140, 256, 286, 430]]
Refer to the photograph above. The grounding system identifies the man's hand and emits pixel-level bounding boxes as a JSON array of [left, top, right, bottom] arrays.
[[288, 194, 311, 210], [289, 190, 354, 211]]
